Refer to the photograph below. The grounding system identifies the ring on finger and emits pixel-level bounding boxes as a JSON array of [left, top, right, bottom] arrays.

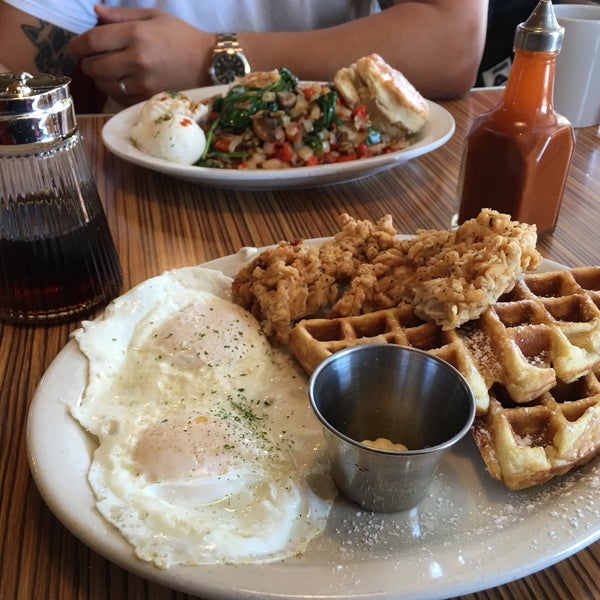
[[118, 77, 128, 96]]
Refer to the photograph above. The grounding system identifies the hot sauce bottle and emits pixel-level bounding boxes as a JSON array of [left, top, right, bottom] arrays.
[[455, 0, 574, 235]]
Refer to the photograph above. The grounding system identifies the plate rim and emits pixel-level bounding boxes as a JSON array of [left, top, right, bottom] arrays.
[[101, 85, 455, 190], [26, 243, 600, 600]]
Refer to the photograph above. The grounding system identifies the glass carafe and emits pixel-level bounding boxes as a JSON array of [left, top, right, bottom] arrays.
[[0, 72, 123, 324]]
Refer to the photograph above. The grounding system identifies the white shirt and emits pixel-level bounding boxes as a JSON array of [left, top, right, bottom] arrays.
[[3, 0, 384, 35]]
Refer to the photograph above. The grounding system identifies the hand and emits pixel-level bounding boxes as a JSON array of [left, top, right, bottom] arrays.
[[68, 5, 215, 105]]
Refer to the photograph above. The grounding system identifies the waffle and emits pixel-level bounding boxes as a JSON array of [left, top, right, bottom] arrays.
[[472, 370, 600, 490], [289, 303, 492, 414], [289, 266, 600, 488]]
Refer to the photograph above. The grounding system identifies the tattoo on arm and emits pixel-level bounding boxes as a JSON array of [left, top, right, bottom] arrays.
[[22, 20, 76, 74]]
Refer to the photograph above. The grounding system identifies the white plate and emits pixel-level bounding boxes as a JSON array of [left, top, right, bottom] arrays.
[[27, 245, 600, 600], [101, 85, 455, 190]]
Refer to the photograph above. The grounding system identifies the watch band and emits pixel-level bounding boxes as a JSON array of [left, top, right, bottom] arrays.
[[210, 32, 251, 85], [214, 33, 242, 54]]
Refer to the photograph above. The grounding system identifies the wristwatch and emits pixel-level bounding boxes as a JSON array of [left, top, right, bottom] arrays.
[[209, 33, 251, 85]]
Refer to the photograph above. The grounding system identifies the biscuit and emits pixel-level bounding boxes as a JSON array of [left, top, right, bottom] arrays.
[[333, 53, 429, 135]]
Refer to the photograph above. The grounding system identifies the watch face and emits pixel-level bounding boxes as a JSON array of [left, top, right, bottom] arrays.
[[212, 53, 247, 84]]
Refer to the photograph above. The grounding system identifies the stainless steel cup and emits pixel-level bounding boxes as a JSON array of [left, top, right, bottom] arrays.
[[308, 344, 476, 512]]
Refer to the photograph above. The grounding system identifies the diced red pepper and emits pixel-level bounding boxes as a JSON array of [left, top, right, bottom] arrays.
[[336, 152, 358, 163], [272, 141, 294, 163], [303, 87, 316, 101], [352, 104, 368, 119], [356, 143, 372, 158], [322, 152, 340, 164], [214, 138, 231, 152], [304, 155, 319, 166]]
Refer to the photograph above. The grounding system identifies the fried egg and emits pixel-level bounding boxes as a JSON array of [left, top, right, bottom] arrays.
[[68, 267, 336, 568]]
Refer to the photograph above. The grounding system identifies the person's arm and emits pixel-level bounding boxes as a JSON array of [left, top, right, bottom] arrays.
[[71, 0, 487, 105], [0, 1, 76, 74], [73, 0, 487, 104], [243, 0, 488, 99], [2, 0, 487, 106]]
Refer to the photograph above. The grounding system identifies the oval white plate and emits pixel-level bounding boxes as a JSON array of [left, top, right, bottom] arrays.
[[27, 245, 600, 600], [101, 85, 455, 190]]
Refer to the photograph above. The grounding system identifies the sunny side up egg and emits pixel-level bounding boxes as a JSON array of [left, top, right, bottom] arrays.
[[67, 267, 336, 568]]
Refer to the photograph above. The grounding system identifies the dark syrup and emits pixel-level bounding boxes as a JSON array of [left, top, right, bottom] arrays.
[[0, 211, 123, 323]]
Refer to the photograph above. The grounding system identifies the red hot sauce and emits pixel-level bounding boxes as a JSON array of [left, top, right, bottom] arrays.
[[456, 0, 574, 235]]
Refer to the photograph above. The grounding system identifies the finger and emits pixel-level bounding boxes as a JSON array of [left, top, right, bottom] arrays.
[[78, 49, 130, 82], [95, 75, 143, 106], [68, 23, 130, 60]]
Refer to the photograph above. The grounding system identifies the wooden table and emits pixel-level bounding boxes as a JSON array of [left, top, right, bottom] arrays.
[[2, 88, 600, 600]]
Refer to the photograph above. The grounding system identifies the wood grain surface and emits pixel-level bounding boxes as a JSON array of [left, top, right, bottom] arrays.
[[2, 88, 600, 600]]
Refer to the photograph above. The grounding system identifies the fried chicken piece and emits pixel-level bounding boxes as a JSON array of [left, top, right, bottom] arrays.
[[231, 240, 336, 344], [327, 262, 384, 317], [405, 209, 542, 328], [231, 209, 542, 342], [319, 213, 399, 280], [327, 210, 542, 329]]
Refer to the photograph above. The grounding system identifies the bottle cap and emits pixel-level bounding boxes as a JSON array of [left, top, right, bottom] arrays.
[[514, 0, 564, 53], [0, 72, 77, 145]]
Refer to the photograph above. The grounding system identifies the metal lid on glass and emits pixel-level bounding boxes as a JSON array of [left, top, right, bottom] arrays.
[[0, 72, 77, 145], [514, 0, 564, 53]]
